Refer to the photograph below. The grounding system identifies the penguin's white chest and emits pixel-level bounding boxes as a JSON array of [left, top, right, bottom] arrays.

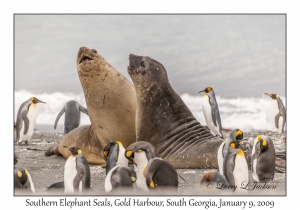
[[105, 165, 119, 193], [266, 100, 282, 132], [233, 153, 248, 190], [135, 164, 149, 192], [64, 156, 77, 193], [202, 95, 220, 136], [217, 141, 225, 175], [132, 152, 149, 191], [251, 140, 259, 182], [117, 146, 128, 167], [19, 104, 37, 142]]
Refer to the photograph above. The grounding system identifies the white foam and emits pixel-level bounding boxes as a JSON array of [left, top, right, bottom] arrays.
[[181, 93, 285, 131], [14, 90, 90, 126], [14, 90, 285, 132]]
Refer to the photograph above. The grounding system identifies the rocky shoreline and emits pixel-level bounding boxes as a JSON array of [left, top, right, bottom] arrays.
[[14, 129, 286, 196]]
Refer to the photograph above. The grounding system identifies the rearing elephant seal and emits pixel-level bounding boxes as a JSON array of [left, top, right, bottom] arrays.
[[45, 47, 137, 165], [127, 54, 223, 168]]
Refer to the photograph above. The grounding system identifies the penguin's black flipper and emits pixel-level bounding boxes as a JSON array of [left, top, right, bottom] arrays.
[[21, 112, 29, 135], [208, 97, 218, 127], [275, 113, 281, 129], [103, 142, 119, 174], [128, 167, 137, 183], [73, 165, 84, 192], [79, 105, 89, 116], [54, 107, 65, 129]]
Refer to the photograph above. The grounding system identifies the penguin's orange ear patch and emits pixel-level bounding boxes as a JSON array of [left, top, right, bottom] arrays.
[[262, 140, 267, 146], [236, 129, 243, 137], [17, 171, 22, 178], [131, 177, 136, 183], [77, 150, 82, 154], [30, 97, 34, 101], [150, 181, 155, 188], [125, 151, 133, 158], [257, 135, 261, 141], [230, 142, 236, 148], [103, 151, 108, 157]]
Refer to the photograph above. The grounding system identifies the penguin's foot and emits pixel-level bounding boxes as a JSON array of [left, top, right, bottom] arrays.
[[25, 141, 29, 146]]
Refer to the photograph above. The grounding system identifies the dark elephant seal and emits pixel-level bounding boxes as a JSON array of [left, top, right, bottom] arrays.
[[127, 54, 223, 168], [45, 47, 137, 165]]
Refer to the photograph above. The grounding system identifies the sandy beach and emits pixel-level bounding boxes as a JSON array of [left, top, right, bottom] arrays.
[[14, 128, 286, 196]]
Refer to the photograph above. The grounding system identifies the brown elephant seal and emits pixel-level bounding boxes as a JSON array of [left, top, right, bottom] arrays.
[[45, 47, 137, 165], [127, 54, 223, 169]]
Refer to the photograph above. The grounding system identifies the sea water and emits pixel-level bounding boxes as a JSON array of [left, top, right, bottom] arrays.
[[14, 90, 285, 133]]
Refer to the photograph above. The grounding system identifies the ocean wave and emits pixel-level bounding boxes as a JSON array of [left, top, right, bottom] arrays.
[[14, 90, 285, 132], [14, 90, 91, 127]]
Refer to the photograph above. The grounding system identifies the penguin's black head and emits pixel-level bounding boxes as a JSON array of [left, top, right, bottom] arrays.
[[260, 139, 269, 153], [229, 129, 243, 142], [15, 168, 28, 186], [264, 93, 278, 100], [63, 146, 82, 156], [235, 129, 243, 141], [104, 142, 116, 160], [256, 135, 269, 153], [103, 141, 123, 161], [199, 87, 213, 94], [30, 97, 46, 104], [125, 141, 159, 165]]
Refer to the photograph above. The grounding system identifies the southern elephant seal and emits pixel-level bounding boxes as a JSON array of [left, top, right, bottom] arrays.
[[127, 54, 223, 169], [45, 47, 137, 166]]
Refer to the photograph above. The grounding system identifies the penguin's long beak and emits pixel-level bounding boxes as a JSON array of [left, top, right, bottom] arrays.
[[198, 90, 205, 93], [38, 100, 46, 104], [63, 146, 70, 149], [264, 93, 271, 97], [132, 158, 137, 166]]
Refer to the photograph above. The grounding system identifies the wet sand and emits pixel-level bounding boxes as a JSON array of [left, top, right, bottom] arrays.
[[14, 129, 286, 196]]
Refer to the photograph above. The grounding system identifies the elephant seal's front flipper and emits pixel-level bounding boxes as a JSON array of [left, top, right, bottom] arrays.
[[127, 54, 223, 169], [46, 125, 105, 166]]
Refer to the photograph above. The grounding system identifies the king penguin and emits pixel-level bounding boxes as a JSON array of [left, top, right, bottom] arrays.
[[199, 87, 223, 138], [265, 93, 286, 133], [14, 167, 35, 194], [217, 129, 243, 175], [63, 146, 91, 194], [223, 142, 249, 191], [103, 141, 136, 193], [125, 141, 178, 192], [251, 135, 275, 183], [54, 100, 89, 135], [15, 97, 46, 145]]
